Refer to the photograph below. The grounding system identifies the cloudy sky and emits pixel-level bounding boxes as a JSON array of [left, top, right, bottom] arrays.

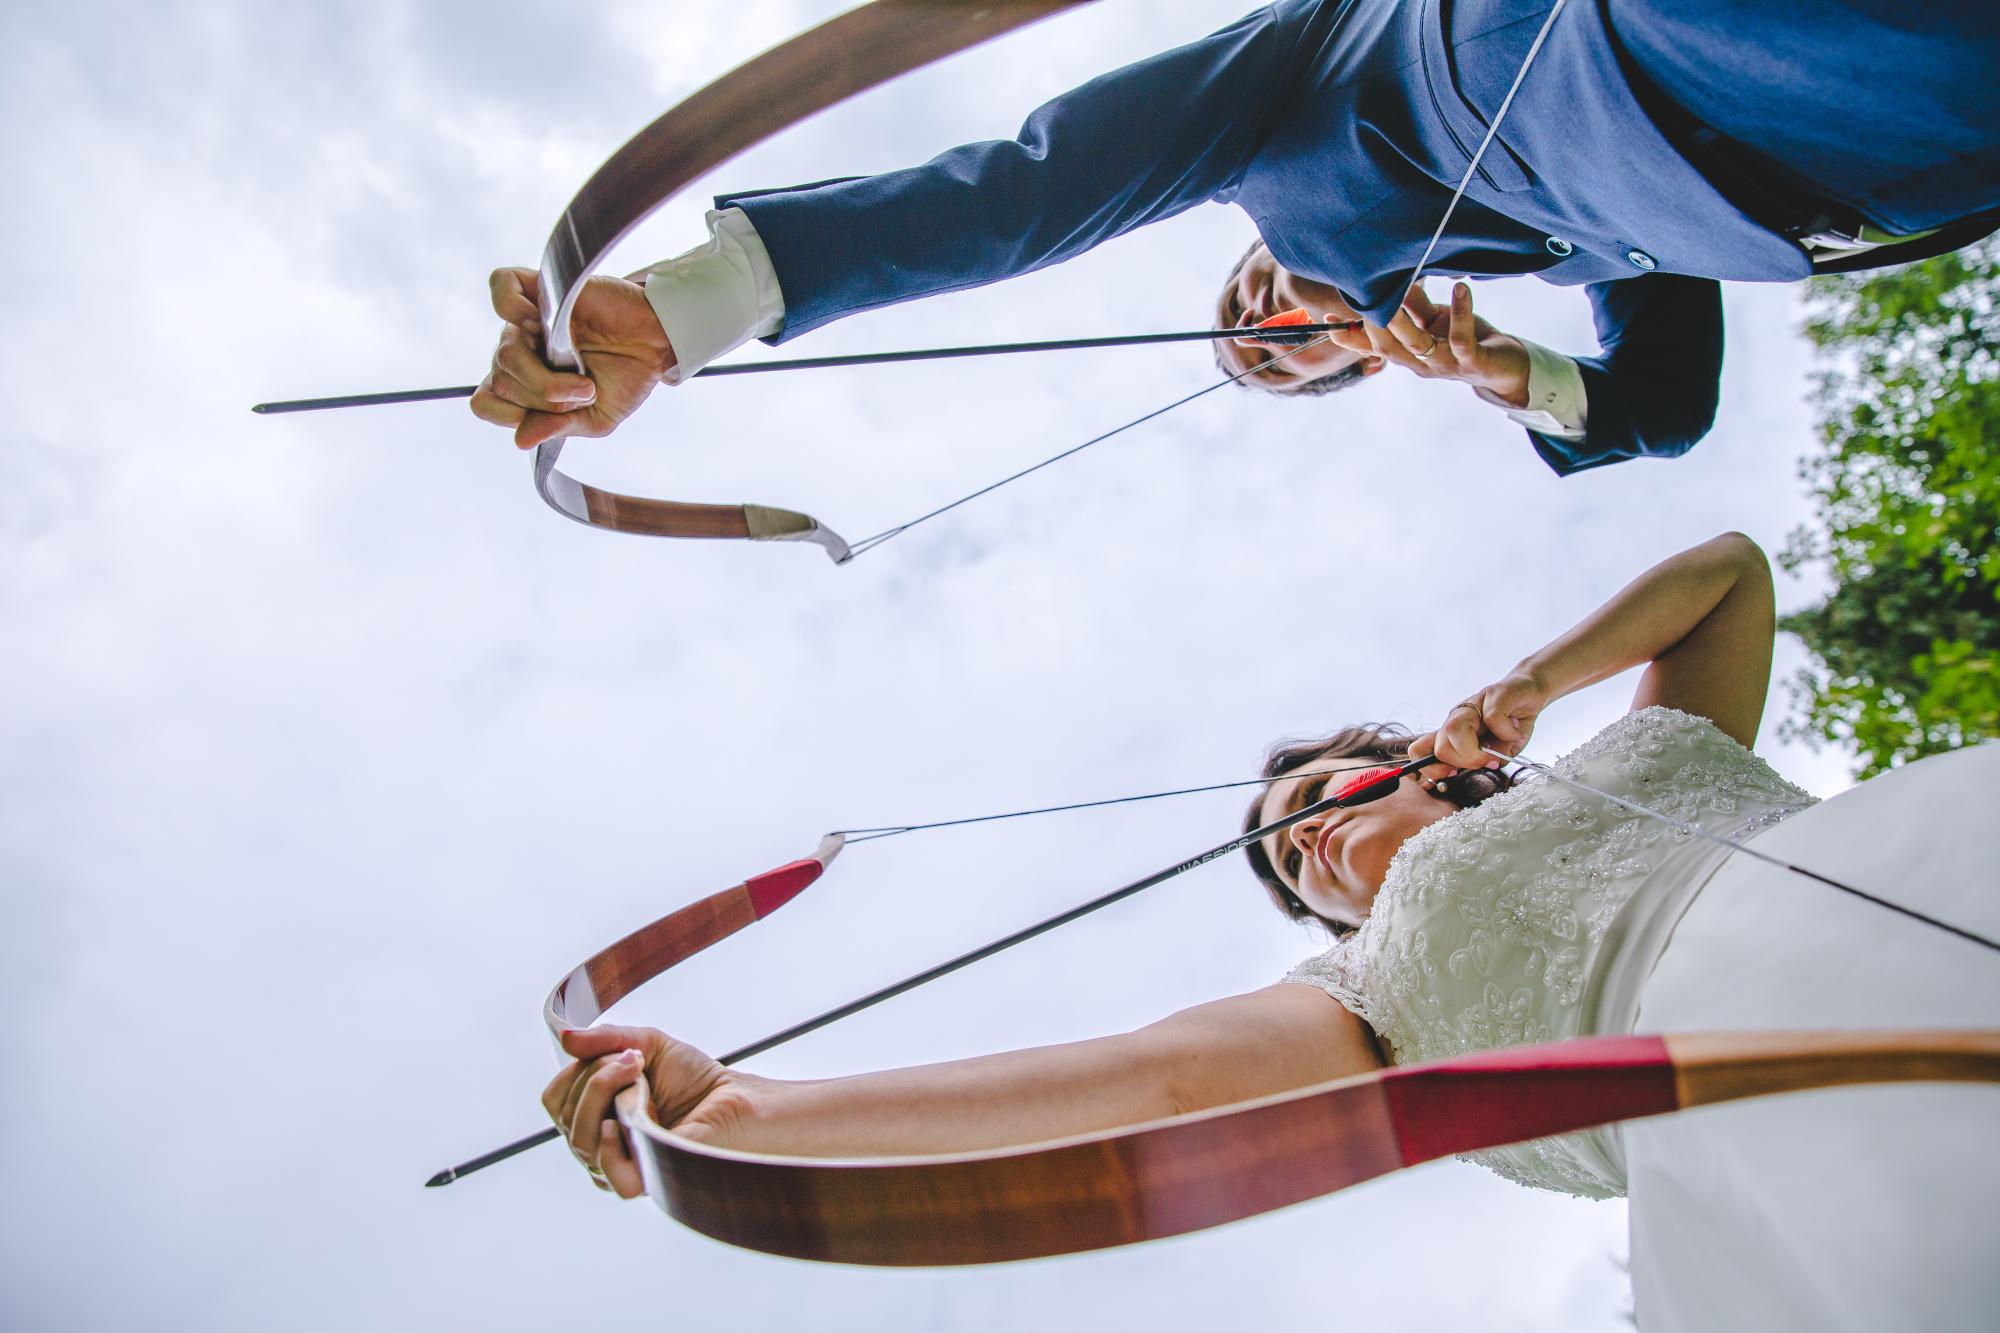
[[2, 2, 1857, 1329]]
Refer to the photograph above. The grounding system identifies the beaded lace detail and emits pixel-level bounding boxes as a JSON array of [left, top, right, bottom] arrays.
[[1284, 707, 1815, 1199]]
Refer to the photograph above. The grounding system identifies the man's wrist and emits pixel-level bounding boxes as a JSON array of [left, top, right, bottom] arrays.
[[1497, 338, 1588, 438], [626, 278, 678, 380], [1467, 335, 1532, 409], [1473, 373, 1531, 410]]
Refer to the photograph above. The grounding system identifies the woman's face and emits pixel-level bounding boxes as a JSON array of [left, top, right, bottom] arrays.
[[1255, 758, 1455, 928], [1214, 243, 1384, 390]]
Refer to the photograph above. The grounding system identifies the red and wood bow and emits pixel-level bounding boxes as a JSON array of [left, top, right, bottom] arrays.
[[536, 833, 1999, 1265]]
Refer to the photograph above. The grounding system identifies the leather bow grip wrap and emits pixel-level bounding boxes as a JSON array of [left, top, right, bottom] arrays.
[[530, 0, 1100, 557], [609, 1028, 2000, 1265]]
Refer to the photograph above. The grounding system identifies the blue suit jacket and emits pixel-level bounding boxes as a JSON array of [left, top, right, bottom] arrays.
[[718, 0, 1987, 474]]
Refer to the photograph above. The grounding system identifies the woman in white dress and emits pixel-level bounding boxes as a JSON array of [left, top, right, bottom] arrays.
[[544, 532, 1998, 1328]]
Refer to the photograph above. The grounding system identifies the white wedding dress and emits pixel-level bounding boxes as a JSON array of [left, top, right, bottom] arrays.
[[1283, 707, 2000, 1331]]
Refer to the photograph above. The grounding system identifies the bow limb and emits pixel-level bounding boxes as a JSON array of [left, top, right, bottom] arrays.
[[609, 1029, 2000, 1266], [531, 0, 1101, 560], [543, 834, 846, 1037]]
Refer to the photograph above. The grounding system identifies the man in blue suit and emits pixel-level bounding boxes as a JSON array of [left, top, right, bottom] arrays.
[[473, 0, 2000, 476]]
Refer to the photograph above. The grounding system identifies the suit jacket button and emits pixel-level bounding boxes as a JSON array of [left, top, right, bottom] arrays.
[[1545, 236, 1573, 256], [1626, 248, 1657, 270]]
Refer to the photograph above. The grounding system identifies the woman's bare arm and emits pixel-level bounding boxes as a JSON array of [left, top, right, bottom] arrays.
[[1619, 534, 1776, 745], [774, 984, 1378, 1156], [1421, 532, 1777, 767], [547, 984, 1377, 1194]]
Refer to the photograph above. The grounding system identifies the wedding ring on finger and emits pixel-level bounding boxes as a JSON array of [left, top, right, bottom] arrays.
[[1413, 333, 1442, 359]]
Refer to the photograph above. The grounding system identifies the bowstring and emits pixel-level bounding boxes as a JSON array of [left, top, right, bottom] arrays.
[[835, 758, 1397, 843], [844, 0, 1572, 561], [842, 330, 1340, 559], [1406, 0, 1569, 291], [1489, 747, 2000, 956]]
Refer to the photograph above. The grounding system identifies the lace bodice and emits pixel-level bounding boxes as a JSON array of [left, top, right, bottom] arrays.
[[1284, 707, 1816, 1199]]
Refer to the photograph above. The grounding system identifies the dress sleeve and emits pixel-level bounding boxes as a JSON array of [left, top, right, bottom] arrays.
[[716, 0, 1327, 341], [1281, 937, 1375, 1026]]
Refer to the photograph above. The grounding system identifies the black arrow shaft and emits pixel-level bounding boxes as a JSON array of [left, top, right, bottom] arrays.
[[255, 323, 1356, 415], [422, 759, 1415, 1188]]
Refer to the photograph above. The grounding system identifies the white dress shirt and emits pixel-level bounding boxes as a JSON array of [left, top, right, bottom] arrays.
[[639, 209, 1590, 439], [1482, 337, 1589, 440], [634, 208, 786, 386]]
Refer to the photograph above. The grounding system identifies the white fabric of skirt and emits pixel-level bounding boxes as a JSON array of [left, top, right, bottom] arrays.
[[1626, 742, 2000, 1332]]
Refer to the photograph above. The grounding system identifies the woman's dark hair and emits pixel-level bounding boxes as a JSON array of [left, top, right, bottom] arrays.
[[1214, 240, 1371, 397], [1242, 723, 1513, 933]]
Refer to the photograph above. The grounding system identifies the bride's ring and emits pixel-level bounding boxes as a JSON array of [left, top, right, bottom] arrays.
[[1414, 333, 1442, 359], [1451, 701, 1482, 716]]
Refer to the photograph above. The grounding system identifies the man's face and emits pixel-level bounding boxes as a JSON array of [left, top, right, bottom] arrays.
[[1214, 242, 1384, 391]]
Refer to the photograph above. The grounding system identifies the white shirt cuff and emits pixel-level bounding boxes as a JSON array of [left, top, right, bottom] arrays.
[[1477, 337, 1588, 440], [636, 207, 787, 384]]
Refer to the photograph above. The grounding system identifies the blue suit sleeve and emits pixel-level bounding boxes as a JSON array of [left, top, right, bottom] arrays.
[[716, 1, 1325, 342], [1528, 275, 1724, 476]]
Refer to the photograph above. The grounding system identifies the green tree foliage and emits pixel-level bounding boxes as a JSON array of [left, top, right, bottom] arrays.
[[1780, 240, 2000, 777]]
